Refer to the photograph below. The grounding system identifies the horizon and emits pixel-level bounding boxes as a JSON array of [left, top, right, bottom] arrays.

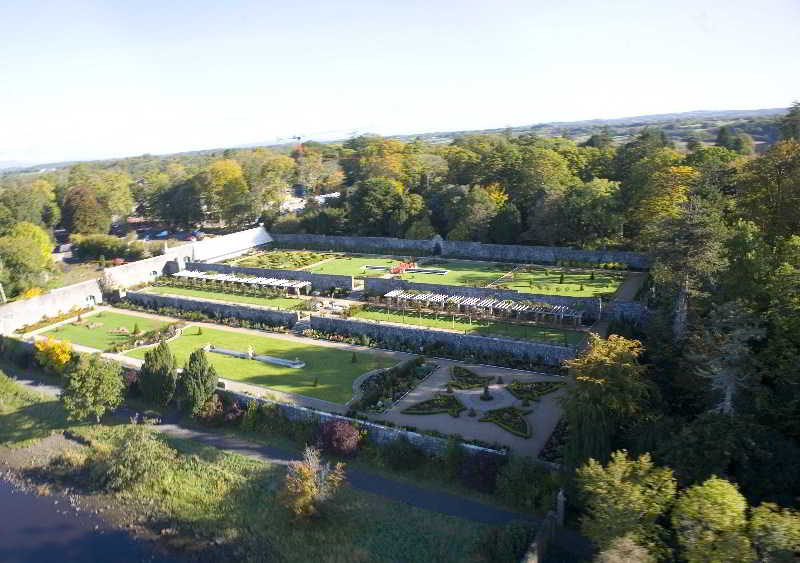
[[2, 0, 799, 165]]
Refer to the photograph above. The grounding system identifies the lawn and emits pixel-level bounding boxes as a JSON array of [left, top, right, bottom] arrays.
[[352, 307, 586, 347], [399, 260, 509, 287], [231, 249, 331, 270], [41, 310, 169, 351], [305, 255, 408, 277], [0, 368, 69, 447], [126, 327, 395, 403], [144, 285, 306, 310]]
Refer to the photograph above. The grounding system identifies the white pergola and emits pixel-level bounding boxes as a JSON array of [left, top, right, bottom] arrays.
[[172, 270, 312, 295], [382, 289, 583, 325]]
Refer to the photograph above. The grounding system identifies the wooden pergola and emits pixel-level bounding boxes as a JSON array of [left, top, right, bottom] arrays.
[[172, 270, 312, 295]]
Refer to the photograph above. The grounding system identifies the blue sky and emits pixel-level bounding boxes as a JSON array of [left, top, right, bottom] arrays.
[[1, 0, 798, 164]]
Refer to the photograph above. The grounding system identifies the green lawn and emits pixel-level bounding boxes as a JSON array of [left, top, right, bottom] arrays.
[[41, 311, 169, 351], [126, 327, 395, 403], [352, 307, 586, 347], [145, 285, 306, 310], [399, 261, 513, 287], [231, 249, 332, 270], [305, 255, 408, 277], [0, 368, 69, 447]]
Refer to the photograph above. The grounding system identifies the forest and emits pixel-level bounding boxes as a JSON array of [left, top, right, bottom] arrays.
[[0, 102, 799, 560]]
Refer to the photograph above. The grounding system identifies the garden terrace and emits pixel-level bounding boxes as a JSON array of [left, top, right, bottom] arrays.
[[40, 310, 170, 351], [171, 270, 312, 295], [382, 289, 585, 326], [305, 255, 409, 277]]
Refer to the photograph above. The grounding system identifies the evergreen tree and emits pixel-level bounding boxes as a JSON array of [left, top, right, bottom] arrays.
[[179, 348, 218, 416], [61, 354, 124, 423], [780, 101, 800, 141], [715, 126, 737, 151], [488, 203, 523, 244], [139, 341, 178, 406]]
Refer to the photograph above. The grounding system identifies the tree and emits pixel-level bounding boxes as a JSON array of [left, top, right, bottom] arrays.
[[749, 503, 800, 562], [672, 477, 754, 563], [152, 178, 205, 228], [281, 445, 345, 519], [139, 341, 177, 406], [405, 215, 437, 239], [62, 186, 111, 234], [178, 348, 218, 416], [780, 101, 800, 141], [715, 126, 738, 151], [0, 222, 53, 297], [34, 337, 73, 375], [347, 177, 423, 237], [595, 535, 655, 563], [10, 222, 53, 259], [577, 451, 676, 553], [561, 335, 653, 468], [61, 354, 124, 423], [733, 132, 755, 155], [488, 203, 523, 244]]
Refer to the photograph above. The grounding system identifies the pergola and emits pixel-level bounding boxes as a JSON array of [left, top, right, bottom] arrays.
[[172, 270, 312, 295], [381, 289, 583, 326]]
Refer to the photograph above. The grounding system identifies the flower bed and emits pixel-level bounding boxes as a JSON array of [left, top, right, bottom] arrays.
[[356, 357, 437, 413], [479, 406, 533, 438], [402, 393, 466, 417], [505, 380, 564, 401], [14, 306, 95, 334], [538, 418, 567, 463], [114, 301, 292, 332], [449, 365, 494, 390], [106, 322, 184, 353]]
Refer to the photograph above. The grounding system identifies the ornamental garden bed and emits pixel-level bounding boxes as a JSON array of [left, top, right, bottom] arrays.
[[401, 393, 466, 417], [506, 380, 564, 401], [449, 365, 494, 390], [539, 418, 568, 463], [355, 357, 438, 413], [479, 406, 533, 438]]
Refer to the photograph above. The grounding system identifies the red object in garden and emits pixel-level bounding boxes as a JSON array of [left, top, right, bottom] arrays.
[[390, 262, 416, 275], [111, 257, 126, 265]]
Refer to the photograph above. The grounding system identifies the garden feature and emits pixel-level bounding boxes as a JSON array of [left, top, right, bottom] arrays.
[[305, 255, 409, 277], [41, 311, 170, 351], [401, 393, 466, 417], [231, 249, 328, 270], [145, 283, 306, 310], [506, 380, 564, 401], [449, 365, 494, 390], [356, 357, 438, 412], [479, 406, 533, 438]]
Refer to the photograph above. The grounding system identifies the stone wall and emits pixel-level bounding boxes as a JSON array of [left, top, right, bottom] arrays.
[[602, 300, 649, 323], [125, 291, 300, 327], [220, 388, 508, 461], [310, 316, 577, 366], [364, 277, 602, 321], [186, 262, 354, 292], [0, 280, 103, 334], [269, 233, 652, 269]]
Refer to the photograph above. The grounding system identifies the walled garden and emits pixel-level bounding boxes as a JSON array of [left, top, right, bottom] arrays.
[[41, 311, 170, 351]]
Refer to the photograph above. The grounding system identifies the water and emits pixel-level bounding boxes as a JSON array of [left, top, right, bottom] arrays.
[[0, 478, 174, 563]]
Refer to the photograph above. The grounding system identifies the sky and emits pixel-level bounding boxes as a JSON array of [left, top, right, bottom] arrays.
[[1, 0, 799, 165]]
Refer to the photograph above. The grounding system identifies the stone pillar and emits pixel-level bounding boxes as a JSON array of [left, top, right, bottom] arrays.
[[556, 489, 565, 527]]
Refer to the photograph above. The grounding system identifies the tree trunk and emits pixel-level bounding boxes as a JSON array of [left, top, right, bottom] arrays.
[[672, 275, 689, 342]]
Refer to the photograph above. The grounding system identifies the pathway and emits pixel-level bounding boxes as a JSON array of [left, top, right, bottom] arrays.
[[4, 373, 593, 560]]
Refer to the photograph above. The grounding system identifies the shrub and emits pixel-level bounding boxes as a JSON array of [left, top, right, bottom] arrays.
[[496, 457, 559, 512], [197, 326, 203, 336], [319, 420, 360, 457], [34, 337, 73, 376], [196, 394, 224, 424], [382, 435, 426, 471], [178, 348, 218, 416], [480, 384, 493, 401], [61, 355, 124, 423], [139, 341, 177, 406], [442, 436, 465, 479], [132, 323, 141, 336], [101, 426, 176, 491], [351, 351, 357, 363], [461, 451, 504, 493], [281, 446, 345, 519], [472, 521, 535, 563]]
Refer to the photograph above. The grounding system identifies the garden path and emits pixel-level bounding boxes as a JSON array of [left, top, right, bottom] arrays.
[[6, 374, 592, 560]]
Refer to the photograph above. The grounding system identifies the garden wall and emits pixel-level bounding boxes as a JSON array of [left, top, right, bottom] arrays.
[[0, 280, 103, 334], [186, 262, 354, 292], [125, 291, 300, 327], [310, 316, 577, 366], [221, 388, 508, 461], [269, 233, 652, 269], [364, 277, 602, 321]]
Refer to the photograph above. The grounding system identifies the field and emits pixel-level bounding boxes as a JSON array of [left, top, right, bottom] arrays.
[[401, 261, 624, 297], [352, 307, 586, 347], [305, 255, 408, 277], [144, 286, 306, 310], [41, 311, 169, 351], [231, 249, 330, 270], [126, 327, 394, 403]]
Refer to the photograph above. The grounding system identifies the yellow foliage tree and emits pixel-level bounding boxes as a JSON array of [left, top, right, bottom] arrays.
[[21, 287, 44, 299], [485, 182, 509, 207], [34, 337, 73, 375]]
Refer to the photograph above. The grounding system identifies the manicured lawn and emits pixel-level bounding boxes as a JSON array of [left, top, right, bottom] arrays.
[[351, 307, 586, 347], [126, 327, 395, 403], [306, 255, 408, 277], [145, 285, 306, 310], [0, 368, 69, 447], [399, 260, 509, 287], [231, 249, 331, 270], [41, 311, 169, 351]]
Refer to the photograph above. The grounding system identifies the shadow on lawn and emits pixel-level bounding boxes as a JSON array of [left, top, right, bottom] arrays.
[[0, 400, 69, 445]]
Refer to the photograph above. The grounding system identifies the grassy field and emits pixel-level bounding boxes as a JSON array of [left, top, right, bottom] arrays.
[[41, 310, 169, 351], [126, 327, 394, 403], [0, 373, 497, 562], [231, 249, 331, 270], [305, 255, 408, 277], [145, 286, 306, 310], [399, 260, 509, 287], [352, 307, 586, 347]]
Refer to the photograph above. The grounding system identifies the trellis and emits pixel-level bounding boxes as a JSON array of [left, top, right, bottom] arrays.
[[172, 270, 312, 295]]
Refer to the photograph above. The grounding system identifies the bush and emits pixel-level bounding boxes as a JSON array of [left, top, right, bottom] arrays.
[[496, 457, 559, 512], [139, 341, 177, 406], [461, 451, 504, 493], [196, 394, 224, 424], [280, 446, 345, 519], [101, 426, 176, 491], [178, 348, 218, 416], [61, 355, 124, 423], [442, 436, 465, 479], [382, 435, 426, 471], [473, 521, 535, 563], [319, 420, 361, 457], [34, 337, 73, 376]]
